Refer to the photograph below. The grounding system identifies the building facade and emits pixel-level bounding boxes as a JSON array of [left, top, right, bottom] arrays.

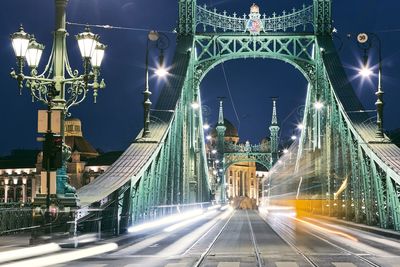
[[0, 118, 100, 204]]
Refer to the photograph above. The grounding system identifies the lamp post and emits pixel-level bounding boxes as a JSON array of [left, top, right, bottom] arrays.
[[357, 32, 385, 139], [10, 0, 106, 207], [142, 31, 169, 138], [4, 178, 9, 204]]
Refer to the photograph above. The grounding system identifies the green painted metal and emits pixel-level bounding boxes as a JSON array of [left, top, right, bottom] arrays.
[[77, 0, 400, 234]]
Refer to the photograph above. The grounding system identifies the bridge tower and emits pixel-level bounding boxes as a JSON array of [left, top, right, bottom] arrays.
[[216, 100, 227, 202], [178, 0, 196, 35], [269, 98, 280, 164], [313, 0, 332, 35]]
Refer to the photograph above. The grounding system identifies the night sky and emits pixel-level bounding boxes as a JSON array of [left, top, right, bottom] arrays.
[[1, 0, 400, 156]]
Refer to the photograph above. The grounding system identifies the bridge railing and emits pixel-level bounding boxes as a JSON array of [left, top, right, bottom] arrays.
[[0, 207, 33, 234]]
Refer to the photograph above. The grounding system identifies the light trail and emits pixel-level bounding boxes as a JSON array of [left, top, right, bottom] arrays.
[[0, 243, 61, 264], [291, 216, 358, 242], [1, 243, 118, 267], [127, 209, 203, 233], [163, 210, 217, 232]]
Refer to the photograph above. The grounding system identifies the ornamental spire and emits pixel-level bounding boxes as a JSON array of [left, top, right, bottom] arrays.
[[218, 99, 224, 125], [271, 97, 278, 125]]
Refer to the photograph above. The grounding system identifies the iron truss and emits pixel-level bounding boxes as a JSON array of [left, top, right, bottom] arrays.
[[224, 141, 270, 154], [224, 153, 272, 171], [193, 34, 316, 86], [196, 4, 313, 33]]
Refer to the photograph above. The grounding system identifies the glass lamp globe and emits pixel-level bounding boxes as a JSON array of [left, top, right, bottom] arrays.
[[11, 25, 31, 58], [76, 27, 99, 58], [91, 42, 106, 68], [25, 38, 45, 69]]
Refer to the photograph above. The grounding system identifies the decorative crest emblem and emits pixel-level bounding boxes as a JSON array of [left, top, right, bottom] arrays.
[[245, 3, 264, 35]]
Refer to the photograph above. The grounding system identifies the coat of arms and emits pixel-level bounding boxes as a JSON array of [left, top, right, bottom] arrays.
[[245, 3, 264, 35]]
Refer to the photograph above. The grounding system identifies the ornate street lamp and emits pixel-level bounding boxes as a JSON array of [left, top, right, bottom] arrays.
[[142, 31, 169, 138], [10, 0, 107, 207], [357, 32, 385, 139], [25, 37, 45, 69]]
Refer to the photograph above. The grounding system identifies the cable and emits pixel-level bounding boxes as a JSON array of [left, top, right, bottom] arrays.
[[66, 21, 176, 34], [377, 28, 400, 33], [221, 62, 241, 132]]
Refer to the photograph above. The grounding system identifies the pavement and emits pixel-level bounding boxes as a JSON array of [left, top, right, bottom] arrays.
[[1, 210, 400, 266]]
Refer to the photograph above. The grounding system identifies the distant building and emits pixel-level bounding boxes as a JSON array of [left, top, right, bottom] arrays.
[[0, 118, 109, 204], [208, 119, 266, 203], [0, 150, 39, 203]]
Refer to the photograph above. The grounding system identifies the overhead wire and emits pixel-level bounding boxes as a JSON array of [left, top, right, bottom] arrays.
[[66, 21, 176, 34], [220, 63, 241, 132], [68, 20, 242, 131]]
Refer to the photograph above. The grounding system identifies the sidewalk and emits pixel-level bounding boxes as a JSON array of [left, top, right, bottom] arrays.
[[0, 233, 31, 252]]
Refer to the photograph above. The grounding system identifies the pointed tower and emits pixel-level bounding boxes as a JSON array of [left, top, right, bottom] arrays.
[[216, 100, 226, 156], [269, 98, 280, 164], [216, 100, 226, 202]]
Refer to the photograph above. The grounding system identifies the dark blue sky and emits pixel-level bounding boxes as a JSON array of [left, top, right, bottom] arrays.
[[1, 0, 400, 155]]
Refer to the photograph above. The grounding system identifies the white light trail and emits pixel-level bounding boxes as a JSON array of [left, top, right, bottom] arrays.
[[127, 209, 203, 233], [0, 243, 61, 264], [1, 243, 118, 267], [163, 210, 217, 232]]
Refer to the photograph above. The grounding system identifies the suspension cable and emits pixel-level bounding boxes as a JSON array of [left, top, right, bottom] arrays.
[[221, 62, 241, 132]]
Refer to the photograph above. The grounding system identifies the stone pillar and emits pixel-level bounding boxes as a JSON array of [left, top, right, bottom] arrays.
[[12, 178, 18, 202], [4, 178, 9, 203], [22, 177, 27, 203]]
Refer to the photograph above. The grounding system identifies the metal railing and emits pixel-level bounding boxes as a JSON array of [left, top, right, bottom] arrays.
[[0, 207, 33, 234]]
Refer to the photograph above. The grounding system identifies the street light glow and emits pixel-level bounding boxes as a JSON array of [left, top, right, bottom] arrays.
[[191, 101, 200, 109], [297, 123, 304, 130], [211, 149, 217, 154], [283, 149, 289, 154], [206, 135, 212, 140], [291, 135, 297, 140], [155, 66, 168, 77], [203, 123, 210, 130], [314, 101, 324, 110], [359, 66, 373, 77]]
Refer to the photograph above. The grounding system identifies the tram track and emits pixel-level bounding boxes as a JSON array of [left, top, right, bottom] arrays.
[[259, 212, 318, 267], [193, 209, 235, 267], [245, 210, 265, 267], [261, 213, 381, 267], [193, 209, 264, 267]]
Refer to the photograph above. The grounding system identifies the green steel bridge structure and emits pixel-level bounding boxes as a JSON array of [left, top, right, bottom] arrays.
[[73, 0, 400, 234]]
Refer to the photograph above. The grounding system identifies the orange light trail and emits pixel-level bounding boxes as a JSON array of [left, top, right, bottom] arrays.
[[292, 217, 358, 242]]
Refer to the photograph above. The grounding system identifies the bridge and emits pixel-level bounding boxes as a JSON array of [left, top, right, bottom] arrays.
[[2, 0, 400, 266], [75, 0, 400, 233]]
